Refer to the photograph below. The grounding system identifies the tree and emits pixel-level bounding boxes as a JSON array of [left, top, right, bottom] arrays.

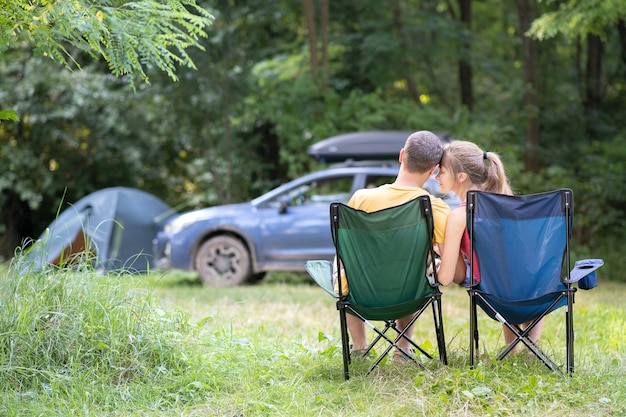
[[302, 0, 329, 88], [527, 0, 626, 141], [0, 0, 214, 254], [516, 0, 540, 172], [2, 0, 625, 276], [390, 0, 423, 107], [0, 0, 214, 84], [527, 0, 626, 41], [457, 0, 473, 111]]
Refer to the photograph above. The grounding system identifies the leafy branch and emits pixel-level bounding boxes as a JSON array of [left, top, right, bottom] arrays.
[[0, 0, 214, 82], [528, 0, 626, 41]]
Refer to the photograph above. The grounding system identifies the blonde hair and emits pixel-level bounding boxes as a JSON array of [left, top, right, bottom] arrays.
[[441, 140, 512, 195]]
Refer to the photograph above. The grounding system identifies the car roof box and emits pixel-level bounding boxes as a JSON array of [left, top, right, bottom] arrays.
[[308, 131, 451, 163]]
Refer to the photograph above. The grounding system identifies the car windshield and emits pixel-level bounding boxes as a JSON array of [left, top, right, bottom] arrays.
[[265, 176, 354, 209]]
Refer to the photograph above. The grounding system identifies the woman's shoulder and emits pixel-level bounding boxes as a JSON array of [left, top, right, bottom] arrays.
[[447, 205, 466, 224]]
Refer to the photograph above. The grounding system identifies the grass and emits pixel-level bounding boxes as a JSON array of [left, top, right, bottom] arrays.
[[1, 265, 625, 416]]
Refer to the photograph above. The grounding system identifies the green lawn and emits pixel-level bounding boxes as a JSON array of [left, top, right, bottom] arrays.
[[147, 272, 626, 416], [1, 268, 625, 416]]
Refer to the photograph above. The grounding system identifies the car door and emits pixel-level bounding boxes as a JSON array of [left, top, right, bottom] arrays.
[[256, 174, 355, 269]]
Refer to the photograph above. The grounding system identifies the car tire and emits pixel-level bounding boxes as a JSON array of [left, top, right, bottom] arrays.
[[195, 235, 251, 287]]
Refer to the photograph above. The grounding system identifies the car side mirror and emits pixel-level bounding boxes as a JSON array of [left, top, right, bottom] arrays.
[[279, 196, 290, 214]]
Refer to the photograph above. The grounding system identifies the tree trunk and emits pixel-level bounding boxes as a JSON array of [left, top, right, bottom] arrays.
[[516, 0, 540, 172], [458, 0, 473, 111], [0, 192, 33, 261], [584, 33, 604, 140], [391, 0, 422, 106], [320, 0, 329, 89], [617, 19, 626, 67], [302, 0, 318, 77]]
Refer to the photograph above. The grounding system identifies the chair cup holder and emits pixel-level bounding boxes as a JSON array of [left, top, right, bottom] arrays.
[[573, 259, 603, 290], [578, 271, 597, 290]]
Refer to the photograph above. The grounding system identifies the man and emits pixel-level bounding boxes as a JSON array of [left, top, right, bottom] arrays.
[[335, 130, 450, 362]]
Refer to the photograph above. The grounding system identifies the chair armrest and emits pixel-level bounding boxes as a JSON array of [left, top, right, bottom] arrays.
[[305, 260, 340, 298], [564, 258, 604, 288]]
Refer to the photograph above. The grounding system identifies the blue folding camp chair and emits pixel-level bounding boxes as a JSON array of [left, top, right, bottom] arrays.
[[306, 196, 447, 380], [466, 189, 603, 376]]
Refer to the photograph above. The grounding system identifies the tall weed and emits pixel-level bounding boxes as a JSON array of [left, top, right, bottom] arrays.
[[0, 263, 201, 414]]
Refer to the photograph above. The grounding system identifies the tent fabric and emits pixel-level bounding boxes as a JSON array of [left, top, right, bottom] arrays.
[[24, 187, 174, 273]]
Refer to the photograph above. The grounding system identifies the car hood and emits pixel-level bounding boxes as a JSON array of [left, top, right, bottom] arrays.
[[163, 202, 254, 231]]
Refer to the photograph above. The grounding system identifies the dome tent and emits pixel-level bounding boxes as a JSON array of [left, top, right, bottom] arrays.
[[23, 187, 174, 273]]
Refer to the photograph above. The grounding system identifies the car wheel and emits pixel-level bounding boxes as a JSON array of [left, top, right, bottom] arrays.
[[195, 236, 251, 287]]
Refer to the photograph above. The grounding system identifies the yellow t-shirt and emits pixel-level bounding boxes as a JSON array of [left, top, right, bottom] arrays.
[[333, 183, 450, 295], [347, 184, 449, 244]]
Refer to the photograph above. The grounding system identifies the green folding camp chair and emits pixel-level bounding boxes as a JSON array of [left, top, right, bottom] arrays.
[[466, 189, 604, 376], [306, 196, 447, 380]]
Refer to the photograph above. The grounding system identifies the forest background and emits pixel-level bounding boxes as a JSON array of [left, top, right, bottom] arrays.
[[1, 0, 625, 281]]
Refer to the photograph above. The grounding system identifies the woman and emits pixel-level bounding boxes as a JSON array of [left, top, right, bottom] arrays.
[[435, 140, 542, 352]]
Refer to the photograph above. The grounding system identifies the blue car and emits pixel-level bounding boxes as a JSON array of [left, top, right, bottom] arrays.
[[154, 162, 458, 286], [154, 132, 459, 286]]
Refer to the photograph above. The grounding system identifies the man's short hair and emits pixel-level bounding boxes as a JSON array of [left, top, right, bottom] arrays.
[[402, 130, 443, 173]]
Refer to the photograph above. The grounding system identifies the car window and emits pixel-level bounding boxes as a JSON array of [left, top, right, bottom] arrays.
[[266, 176, 354, 209], [364, 174, 396, 189]]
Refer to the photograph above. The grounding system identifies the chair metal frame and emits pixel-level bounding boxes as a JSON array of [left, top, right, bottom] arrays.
[[331, 196, 447, 380], [466, 188, 580, 376]]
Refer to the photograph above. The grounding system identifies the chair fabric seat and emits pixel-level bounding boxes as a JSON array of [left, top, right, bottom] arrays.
[[475, 288, 568, 325], [466, 188, 603, 377], [350, 297, 435, 322], [306, 196, 447, 380]]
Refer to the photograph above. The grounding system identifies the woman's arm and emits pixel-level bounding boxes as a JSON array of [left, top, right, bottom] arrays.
[[436, 207, 467, 286]]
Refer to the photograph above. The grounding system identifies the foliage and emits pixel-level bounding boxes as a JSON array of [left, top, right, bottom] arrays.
[[529, 0, 626, 41], [0, 51, 169, 254], [0, 109, 18, 121], [0, 0, 625, 278], [1, 266, 625, 415], [0, 0, 214, 83]]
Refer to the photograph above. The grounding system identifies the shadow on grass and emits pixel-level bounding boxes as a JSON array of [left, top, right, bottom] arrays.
[[147, 270, 316, 289], [264, 271, 317, 286], [148, 270, 203, 288]]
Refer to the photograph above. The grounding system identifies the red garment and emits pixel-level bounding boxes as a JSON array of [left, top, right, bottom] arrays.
[[459, 202, 480, 283]]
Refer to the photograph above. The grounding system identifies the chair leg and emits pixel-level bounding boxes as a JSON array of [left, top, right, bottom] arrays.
[[340, 297, 447, 377], [469, 289, 478, 368], [496, 322, 523, 360], [496, 320, 562, 374], [391, 318, 431, 361], [566, 290, 575, 377], [391, 301, 438, 361], [338, 306, 351, 380], [364, 315, 428, 376], [475, 291, 569, 375], [345, 310, 416, 377], [432, 296, 448, 365]]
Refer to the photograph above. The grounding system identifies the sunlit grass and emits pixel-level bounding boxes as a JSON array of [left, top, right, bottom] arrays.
[[146, 270, 626, 416], [1, 264, 625, 416]]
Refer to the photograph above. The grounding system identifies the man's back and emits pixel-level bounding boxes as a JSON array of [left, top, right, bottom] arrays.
[[348, 183, 449, 244]]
